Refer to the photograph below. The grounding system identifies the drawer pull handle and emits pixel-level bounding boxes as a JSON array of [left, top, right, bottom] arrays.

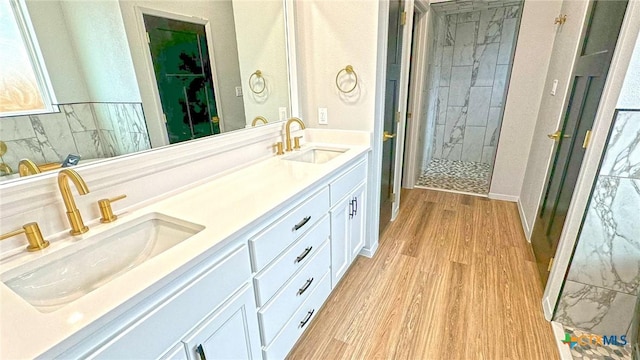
[[299, 309, 315, 328], [293, 216, 311, 231], [196, 344, 207, 360], [349, 200, 354, 219], [297, 277, 314, 296], [353, 197, 358, 216], [295, 246, 313, 263]]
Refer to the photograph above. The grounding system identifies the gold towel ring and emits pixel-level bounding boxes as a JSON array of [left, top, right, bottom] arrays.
[[336, 65, 358, 93], [249, 70, 266, 94]]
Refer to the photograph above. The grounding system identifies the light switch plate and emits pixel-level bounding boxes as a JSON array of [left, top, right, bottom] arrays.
[[550, 79, 558, 96], [279, 107, 287, 121], [318, 108, 328, 125], [235, 86, 243, 97]]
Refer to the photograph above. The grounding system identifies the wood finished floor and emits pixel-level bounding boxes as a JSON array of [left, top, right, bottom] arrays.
[[288, 189, 559, 360]]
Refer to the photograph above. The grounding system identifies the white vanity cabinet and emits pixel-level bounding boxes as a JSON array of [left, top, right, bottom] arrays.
[[329, 161, 367, 287]]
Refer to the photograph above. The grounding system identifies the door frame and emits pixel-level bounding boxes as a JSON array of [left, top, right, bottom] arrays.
[[402, 1, 430, 189], [542, 0, 640, 320], [134, 6, 227, 145]]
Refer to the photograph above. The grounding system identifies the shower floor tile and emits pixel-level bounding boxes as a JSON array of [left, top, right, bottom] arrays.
[[416, 158, 491, 195], [563, 326, 632, 360]]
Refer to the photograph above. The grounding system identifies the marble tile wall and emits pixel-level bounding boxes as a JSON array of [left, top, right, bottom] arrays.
[[554, 110, 640, 336], [424, 3, 521, 167], [0, 103, 149, 175]]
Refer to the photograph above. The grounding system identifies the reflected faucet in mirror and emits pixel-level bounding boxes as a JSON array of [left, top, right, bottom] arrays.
[[0, 163, 12, 176], [285, 117, 306, 152], [18, 159, 41, 177], [252, 116, 268, 127], [58, 169, 90, 235]]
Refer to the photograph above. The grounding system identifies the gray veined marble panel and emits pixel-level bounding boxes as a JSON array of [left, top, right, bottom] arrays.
[[472, 43, 499, 87], [444, 106, 467, 144], [442, 142, 463, 161], [91, 103, 114, 131], [440, 46, 454, 86], [491, 64, 509, 107], [452, 22, 477, 66], [505, 5, 521, 19], [30, 113, 78, 163], [481, 145, 496, 164], [498, 17, 518, 65], [1, 138, 46, 170], [457, 11, 480, 23], [461, 126, 484, 162], [434, 125, 445, 159], [444, 14, 457, 46], [466, 87, 492, 126], [554, 280, 636, 336], [0, 115, 37, 141], [599, 111, 640, 179], [484, 107, 502, 146], [63, 104, 97, 132], [477, 7, 504, 45], [437, 87, 449, 125], [99, 130, 118, 158], [72, 131, 106, 160], [448, 66, 473, 106], [567, 177, 640, 295]]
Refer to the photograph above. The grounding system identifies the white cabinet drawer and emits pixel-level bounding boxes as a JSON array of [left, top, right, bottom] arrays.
[[329, 160, 367, 205], [262, 271, 331, 360], [258, 240, 330, 346], [250, 187, 329, 271], [88, 246, 251, 359], [253, 215, 329, 306]]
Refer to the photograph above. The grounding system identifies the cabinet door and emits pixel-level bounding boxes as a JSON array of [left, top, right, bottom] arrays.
[[330, 197, 351, 288], [182, 284, 261, 360], [349, 183, 367, 260]]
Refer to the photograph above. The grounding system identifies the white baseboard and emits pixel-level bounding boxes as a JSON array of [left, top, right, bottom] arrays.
[[543, 297, 554, 321], [517, 199, 532, 242], [359, 241, 379, 258], [488, 192, 519, 202], [551, 321, 573, 360]]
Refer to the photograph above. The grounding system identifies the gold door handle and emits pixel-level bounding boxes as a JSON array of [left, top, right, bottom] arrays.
[[383, 131, 396, 142], [547, 130, 571, 141]]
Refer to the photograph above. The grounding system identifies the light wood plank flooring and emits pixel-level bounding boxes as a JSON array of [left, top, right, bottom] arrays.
[[288, 189, 559, 359]]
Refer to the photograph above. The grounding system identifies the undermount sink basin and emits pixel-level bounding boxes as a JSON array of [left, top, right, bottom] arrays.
[[283, 147, 348, 164], [1, 213, 204, 313]]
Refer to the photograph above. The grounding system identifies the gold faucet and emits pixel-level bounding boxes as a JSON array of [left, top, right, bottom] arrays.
[[58, 169, 90, 235], [285, 117, 306, 152], [251, 116, 268, 127], [18, 159, 41, 177], [0, 163, 12, 176]]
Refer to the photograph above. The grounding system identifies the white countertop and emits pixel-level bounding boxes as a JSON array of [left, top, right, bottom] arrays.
[[0, 129, 370, 359]]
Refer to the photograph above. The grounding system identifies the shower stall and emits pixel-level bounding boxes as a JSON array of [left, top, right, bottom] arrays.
[[414, 0, 523, 195]]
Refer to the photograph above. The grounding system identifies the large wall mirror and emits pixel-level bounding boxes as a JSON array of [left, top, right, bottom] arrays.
[[0, 0, 293, 184]]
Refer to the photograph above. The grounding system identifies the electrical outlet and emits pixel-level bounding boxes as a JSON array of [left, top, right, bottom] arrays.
[[318, 108, 328, 125], [279, 107, 287, 121], [550, 79, 558, 96], [235, 86, 243, 97]]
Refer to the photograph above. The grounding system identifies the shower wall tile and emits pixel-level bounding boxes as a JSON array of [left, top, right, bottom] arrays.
[[478, 8, 504, 44], [63, 103, 97, 132], [498, 18, 518, 65], [1, 138, 46, 170], [443, 142, 462, 161], [472, 43, 499, 87], [444, 106, 466, 144], [0, 116, 36, 141], [436, 87, 449, 125], [73, 130, 106, 160], [491, 64, 509, 107], [448, 66, 473, 106], [505, 5, 521, 19], [461, 126, 484, 162], [457, 11, 479, 23], [554, 281, 635, 336], [485, 107, 502, 146], [452, 22, 477, 66], [467, 87, 492, 126], [481, 145, 496, 164], [434, 125, 445, 159], [441, 46, 454, 86], [31, 113, 78, 163], [599, 111, 640, 179], [444, 15, 457, 46]]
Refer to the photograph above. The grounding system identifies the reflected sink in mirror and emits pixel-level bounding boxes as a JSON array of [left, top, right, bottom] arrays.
[[1, 213, 204, 313], [283, 147, 348, 164]]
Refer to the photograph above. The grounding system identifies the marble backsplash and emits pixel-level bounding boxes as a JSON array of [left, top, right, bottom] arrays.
[[0, 103, 150, 175], [423, 3, 521, 168], [554, 110, 640, 336]]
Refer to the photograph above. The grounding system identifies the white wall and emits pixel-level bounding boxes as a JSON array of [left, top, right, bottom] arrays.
[[60, 0, 141, 103], [489, 0, 562, 201], [233, 0, 290, 127], [294, 0, 380, 132], [618, 34, 640, 109], [118, 0, 246, 147], [24, 0, 90, 104], [518, 0, 590, 238]]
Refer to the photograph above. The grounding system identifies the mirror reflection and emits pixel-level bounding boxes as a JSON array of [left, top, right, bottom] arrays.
[[0, 0, 290, 183]]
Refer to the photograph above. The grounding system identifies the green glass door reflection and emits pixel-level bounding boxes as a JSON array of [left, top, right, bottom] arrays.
[[144, 15, 220, 144]]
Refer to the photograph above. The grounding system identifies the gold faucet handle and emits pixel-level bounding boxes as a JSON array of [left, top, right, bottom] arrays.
[[294, 136, 303, 150], [274, 142, 285, 155], [0, 222, 50, 252], [98, 194, 127, 223]]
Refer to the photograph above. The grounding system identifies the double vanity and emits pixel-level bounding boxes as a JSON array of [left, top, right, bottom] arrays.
[[0, 128, 371, 359]]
